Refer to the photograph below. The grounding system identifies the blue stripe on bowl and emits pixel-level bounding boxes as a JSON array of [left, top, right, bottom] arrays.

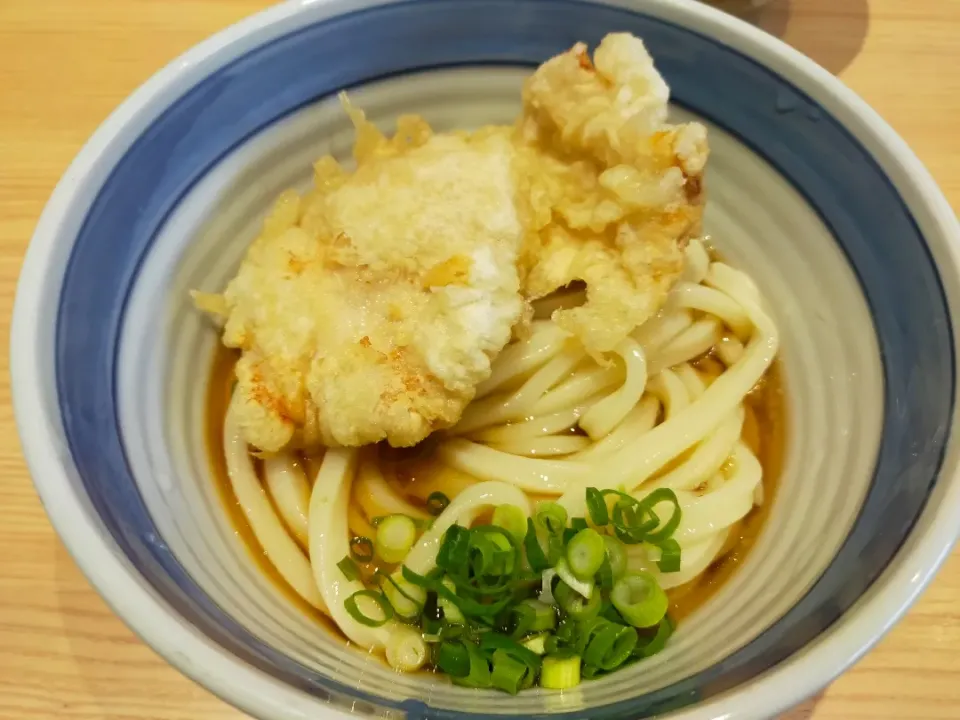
[[54, 0, 953, 717]]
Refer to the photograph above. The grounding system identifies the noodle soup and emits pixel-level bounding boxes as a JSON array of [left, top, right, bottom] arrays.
[[204, 238, 785, 689], [206, 345, 785, 627], [195, 34, 784, 692]]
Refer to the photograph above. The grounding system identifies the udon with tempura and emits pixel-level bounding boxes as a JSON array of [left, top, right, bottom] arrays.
[[194, 33, 782, 693]]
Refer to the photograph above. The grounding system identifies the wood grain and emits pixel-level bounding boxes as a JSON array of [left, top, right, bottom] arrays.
[[1, 1, 958, 718]]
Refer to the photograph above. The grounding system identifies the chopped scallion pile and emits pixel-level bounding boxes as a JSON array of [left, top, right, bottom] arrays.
[[337, 486, 681, 693]]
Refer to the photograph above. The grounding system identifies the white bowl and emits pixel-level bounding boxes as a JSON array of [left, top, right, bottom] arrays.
[[12, 1, 960, 718]]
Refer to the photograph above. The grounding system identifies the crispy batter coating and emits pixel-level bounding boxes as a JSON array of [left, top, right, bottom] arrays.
[[205, 103, 524, 451], [516, 33, 708, 354], [199, 33, 709, 452]]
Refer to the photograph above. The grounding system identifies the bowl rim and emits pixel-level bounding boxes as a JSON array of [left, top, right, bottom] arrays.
[[12, 0, 960, 718]]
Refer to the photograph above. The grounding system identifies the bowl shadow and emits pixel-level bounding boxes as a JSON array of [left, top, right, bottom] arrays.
[[709, 0, 871, 75], [779, 691, 826, 719]]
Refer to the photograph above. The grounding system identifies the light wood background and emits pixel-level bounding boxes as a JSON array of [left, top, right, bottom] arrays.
[[1, 0, 959, 718]]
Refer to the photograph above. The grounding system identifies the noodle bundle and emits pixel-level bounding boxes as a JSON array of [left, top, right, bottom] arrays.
[[220, 241, 779, 677]]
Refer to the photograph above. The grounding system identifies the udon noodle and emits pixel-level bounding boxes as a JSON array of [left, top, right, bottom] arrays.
[[215, 238, 781, 672]]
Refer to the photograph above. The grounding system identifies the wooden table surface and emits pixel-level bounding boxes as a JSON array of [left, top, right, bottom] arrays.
[[2, 0, 960, 718]]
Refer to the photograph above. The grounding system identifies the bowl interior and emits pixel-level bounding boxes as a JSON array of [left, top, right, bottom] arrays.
[[117, 66, 881, 715], [36, 1, 956, 718]]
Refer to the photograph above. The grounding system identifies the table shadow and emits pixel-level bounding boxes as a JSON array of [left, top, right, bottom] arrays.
[[715, 0, 870, 75]]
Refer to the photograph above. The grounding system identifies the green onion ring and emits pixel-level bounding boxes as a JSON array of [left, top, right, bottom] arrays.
[[344, 590, 394, 628], [426, 491, 451, 516], [349, 536, 374, 562]]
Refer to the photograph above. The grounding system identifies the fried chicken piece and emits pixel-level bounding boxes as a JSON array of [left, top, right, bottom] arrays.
[[204, 101, 525, 452], [515, 33, 708, 354], [200, 33, 709, 452]]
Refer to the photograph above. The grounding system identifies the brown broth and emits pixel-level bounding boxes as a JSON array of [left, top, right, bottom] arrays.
[[205, 342, 787, 629], [667, 359, 787, 621], [204, 346, 335, 631]]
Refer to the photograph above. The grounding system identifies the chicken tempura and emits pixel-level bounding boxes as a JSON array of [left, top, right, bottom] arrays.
[[516, 33, 708, 354], [196, 108, 525, 452], [197, 33, 708, 453]]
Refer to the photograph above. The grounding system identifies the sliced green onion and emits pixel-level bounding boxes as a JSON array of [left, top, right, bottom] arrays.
[[610, 493, 658, 544], [402, 565, 512, 621], [373, 511, 679, 691], [436, 525, 471, 571], [540, 654, 581, 689], [611, 572, 668, 628], [350, 536, 374, 562], [526, 599, 557, 632], [601, 600, 627, 625], [603, 535, 628, 579], [554, 557, 594, 600], [380, 572, 425, 621], [596, 557, 615, 591], [574, 616, 608, 656], [634, 615, 675, 658], [467, 525, 519, 586], [522, 632, 551, 656], [563, 516, 589, 545], [479, 634, 541, 692], [554, 579, 602, 620], [545, 531, 565, 567], [385, 624, 429, 672], [468, 533, 503, 580], [474, 526, 517, 577], [492, 504, 527, 543], [544, 635, 560, 654], [337, 556, 362, 582], [426, 491, 451, 516], [452, 641, 492, 688], [344, 590, 394, 627], [375, 515, 418, 564], [655, 538, 682, 573], [508, 602, 532, 638], [582, 664, 603, 679], [491, 649, 529, 694], [511, 599, 556, 637], [524, 517, 549, 572], [440, 623, 466, 642], [439, 576, 465, 624], [636, 488, 682, 544], [583, 622, 638, 671], [588, 488, 677, 546], [530, 502, 566, 568], [478, 632, 542, 666], [535, 502, 568, 535], [437, 641, 470, 677], [554, 617, 577, 646], [538, 568, 558, 605], [585, 487, 609, 526], [566, 527, 605, 581]]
